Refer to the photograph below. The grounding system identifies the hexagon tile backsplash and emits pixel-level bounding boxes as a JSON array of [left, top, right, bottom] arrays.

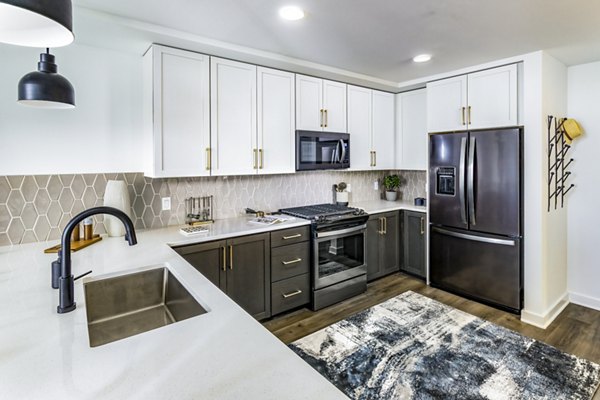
[[0, 170, 426, 246]]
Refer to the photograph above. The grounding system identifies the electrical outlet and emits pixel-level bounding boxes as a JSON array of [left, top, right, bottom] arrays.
[[373, 180, 379, 191], [161, 197, 171, 211]]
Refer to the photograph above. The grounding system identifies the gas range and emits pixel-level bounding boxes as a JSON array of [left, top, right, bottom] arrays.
[[279, 203, 368, 226]]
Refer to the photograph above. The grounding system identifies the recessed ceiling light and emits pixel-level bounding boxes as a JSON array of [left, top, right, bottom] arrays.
[[413, 54, 432, 63], [279, 5, 305, 21]]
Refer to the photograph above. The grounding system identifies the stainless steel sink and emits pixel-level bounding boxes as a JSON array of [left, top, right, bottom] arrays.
[[84, 266, 207, 347]]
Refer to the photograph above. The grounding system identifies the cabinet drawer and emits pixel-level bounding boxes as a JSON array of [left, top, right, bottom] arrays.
[[271, 242, 310, 282], [271, 274, 310, 315], [271, 226, 310, 247]]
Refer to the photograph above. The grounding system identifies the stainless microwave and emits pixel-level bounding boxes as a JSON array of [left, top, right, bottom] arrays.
[[296, 130, 350, 171]]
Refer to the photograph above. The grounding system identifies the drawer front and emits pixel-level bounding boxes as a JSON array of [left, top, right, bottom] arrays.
[[271, 226, 310, 247], [271, 274, 310, 315], [271, 242, 310, 282]]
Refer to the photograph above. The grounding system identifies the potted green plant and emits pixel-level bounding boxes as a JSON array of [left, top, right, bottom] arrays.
[[383, 175, 401, 201]]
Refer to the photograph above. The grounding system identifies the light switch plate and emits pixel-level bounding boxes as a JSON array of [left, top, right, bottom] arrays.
[[373, 180, 379, 191], [161, 197, 171, 211]]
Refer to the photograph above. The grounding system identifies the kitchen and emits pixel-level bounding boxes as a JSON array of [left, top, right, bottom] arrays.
[[1, 1, 599, 399]]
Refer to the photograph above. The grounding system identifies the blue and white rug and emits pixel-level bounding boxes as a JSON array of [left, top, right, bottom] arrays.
[[289, 291, 600, 399]]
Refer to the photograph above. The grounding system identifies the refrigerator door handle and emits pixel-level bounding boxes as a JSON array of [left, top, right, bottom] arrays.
[[432, 227, 516, 246], [468, 137, 476, 226], [459, 137, 467, 224]]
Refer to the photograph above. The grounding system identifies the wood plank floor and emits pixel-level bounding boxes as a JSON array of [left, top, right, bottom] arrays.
[[263, 272, 600, 399]]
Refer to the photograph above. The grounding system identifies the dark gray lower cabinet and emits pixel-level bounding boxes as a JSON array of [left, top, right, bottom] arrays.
[[366, 211, 400, 282], [173, 233, 271, 320], [401, 211, 426, 279]]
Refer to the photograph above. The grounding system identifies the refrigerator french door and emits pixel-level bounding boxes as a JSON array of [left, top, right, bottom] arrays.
[[429, 128, 523, 313]]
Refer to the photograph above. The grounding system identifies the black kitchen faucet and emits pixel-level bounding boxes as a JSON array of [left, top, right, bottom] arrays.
[[52, 206, 137, 314]]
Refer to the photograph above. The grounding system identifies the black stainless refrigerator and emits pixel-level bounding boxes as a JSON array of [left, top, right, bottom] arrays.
[[429, 127, 523, 313]]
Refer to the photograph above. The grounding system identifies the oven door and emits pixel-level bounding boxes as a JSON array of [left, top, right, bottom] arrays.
[[313, 224, 366, 289], [296, 130, 350, 171]]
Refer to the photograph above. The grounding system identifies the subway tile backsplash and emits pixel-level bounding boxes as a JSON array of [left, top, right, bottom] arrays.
[[0, 170, 426, 246]]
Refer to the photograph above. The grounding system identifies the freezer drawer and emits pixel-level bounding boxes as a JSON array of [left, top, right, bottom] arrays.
[[429, 226, 522, 312]]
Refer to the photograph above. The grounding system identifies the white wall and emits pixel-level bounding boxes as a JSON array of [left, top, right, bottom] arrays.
[[567, 61, 600, 310], [0, 43, 143, 175]]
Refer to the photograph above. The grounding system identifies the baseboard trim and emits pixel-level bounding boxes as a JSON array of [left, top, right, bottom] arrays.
[[521, 293, 569, 329], [569, 292, 600, 311]]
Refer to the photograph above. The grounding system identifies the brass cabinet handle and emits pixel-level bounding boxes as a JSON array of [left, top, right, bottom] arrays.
[[420, 217, 425, 235], [253, 149, 258, 169], [282, 258, 302, 266], [206, 148, 211, 170], [222, 246, 226, 271], [461, 107, 466, 125], [259, 149, 264, 169], [320, 109, 324, 127], [229, 245, 233, 270], [373, 151, 376, 167], [378, 217, 383, 235], [383, 217, 387, 234], [324, 109, 328, 127], [370, 151, 374, 167], [467, 106, 472, 125], [283, 233, 302, 240], [282, 289, 303, 299]]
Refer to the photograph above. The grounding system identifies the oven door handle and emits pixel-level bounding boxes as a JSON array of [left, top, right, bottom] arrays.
[[316, 224, 367, 239]]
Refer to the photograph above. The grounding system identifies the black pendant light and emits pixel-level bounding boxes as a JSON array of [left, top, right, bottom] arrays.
[[0, 0, 74, 47], [18, 49, 75, 109]]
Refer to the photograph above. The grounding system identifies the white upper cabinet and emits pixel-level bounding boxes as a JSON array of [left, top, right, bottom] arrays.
[[372, 91, 395, 170], [322, 80, 347, 132], [467, 64, 518, 129], [143, 45, 210, 178], [396, 89, 427, 170], [210, 57, 257, 176], [426, 75, 467, 133], [347, 85, 372, 170], [347, 86, 395, 170], [426, 64, 518, 133], [296, 74, 347, 132], [257, 67, 295, 175]]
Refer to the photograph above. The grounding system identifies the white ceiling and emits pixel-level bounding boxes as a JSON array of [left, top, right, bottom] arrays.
[[73, 0, 600, 84]]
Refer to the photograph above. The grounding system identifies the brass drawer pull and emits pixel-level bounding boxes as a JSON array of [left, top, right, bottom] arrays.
[[383, 217, 387, 234], [281, 258, 302, 266], [259, 149, 264, 169], [282, 289, 302, 299], [282, 233, 302, 240], [222, 246, 226, 271], [420, 217, 425, 235], [206, 148, 211, 170], [229, 245, 233, 270], [253, 149, 258, 169]]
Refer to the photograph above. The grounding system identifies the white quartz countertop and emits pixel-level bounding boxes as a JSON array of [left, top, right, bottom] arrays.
[[0, 216, 346, 400], [351, 199, 427, 215]]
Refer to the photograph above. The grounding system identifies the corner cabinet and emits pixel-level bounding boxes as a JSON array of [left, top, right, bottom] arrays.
[[173, 233, 271, 320], [296, 75, 347, 132], [143, 45, 210, 178], [426, 64, 518, 133], [347, 86, 395, 170], [210, 58, 257, 176], [396, 89, 427, 170], [367, 211, 400, 281], [401, 211, 426, 279]]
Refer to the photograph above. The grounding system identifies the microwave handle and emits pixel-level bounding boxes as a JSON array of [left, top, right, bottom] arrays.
[[339, 139, 346, 164], [331, 141, 338, 164]]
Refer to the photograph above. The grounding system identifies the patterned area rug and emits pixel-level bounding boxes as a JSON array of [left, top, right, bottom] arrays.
[[289, 291, 600, 400]]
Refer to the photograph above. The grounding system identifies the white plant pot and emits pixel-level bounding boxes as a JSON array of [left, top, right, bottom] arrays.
[[385, 191, 398, 201], [103, 180, 131, 237], [336, 191, 349, 205]]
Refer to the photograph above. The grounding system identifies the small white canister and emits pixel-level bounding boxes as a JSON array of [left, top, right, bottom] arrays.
[[336, 191, 349, 205], [103, 180, 132, 236]]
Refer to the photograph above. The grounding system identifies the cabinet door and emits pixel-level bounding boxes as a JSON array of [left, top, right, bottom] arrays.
[[396, 89, 427, 170], [226, 233, 271, 320], [467, 64, 518, 129], [372, 90, 395, 170], [322, 80, 347, 132], [296, 75, 323, 131], [402, 211, 426, 279], [210, 58, 257, 176], [426, 75, 468, 133], [173, 240, 227, 290], [380, 211, 400, 275], [347, 85, 372, 170], [146, 46, 210, 177], [257, 67, 295, 175], [366, 215, 381, 281]]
